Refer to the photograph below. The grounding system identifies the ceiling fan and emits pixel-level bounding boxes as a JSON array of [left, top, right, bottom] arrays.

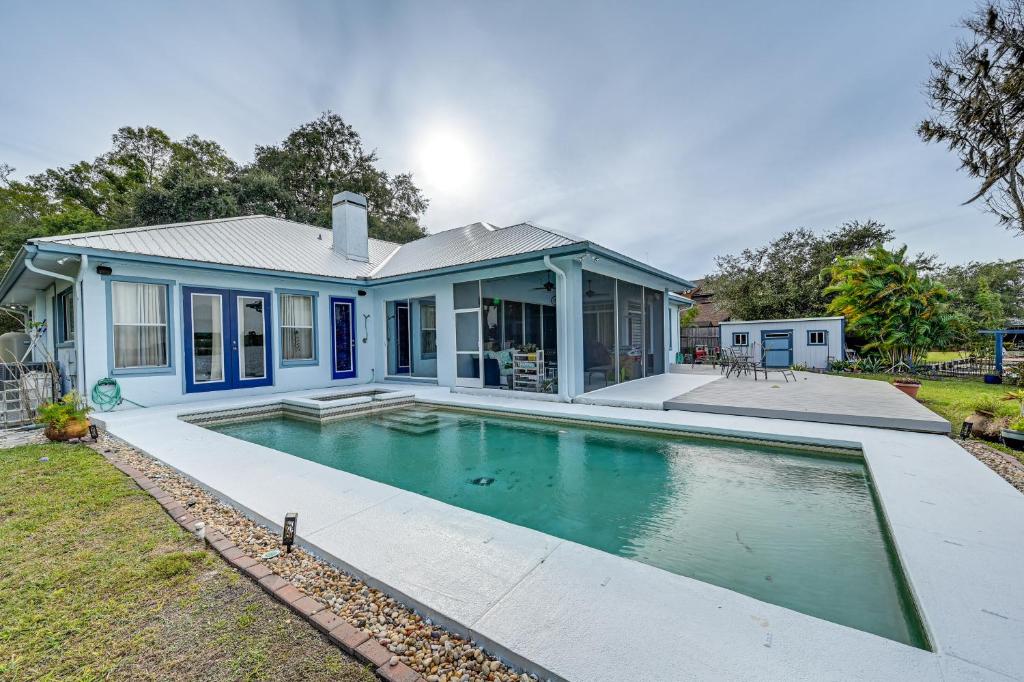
[[585, 279, 597, 297], [532, 273, 556, 292]]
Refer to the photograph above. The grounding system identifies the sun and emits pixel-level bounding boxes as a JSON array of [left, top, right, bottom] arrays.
[[415, 126, 478, 195]]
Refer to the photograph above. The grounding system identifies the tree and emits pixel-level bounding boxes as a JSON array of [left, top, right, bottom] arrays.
[[704, 220, 896, 320], [919, 1, 1024, 236], [824, 245, 959, 367], [250, 112, 428, 241], [939, 259, 1024, 322], [2, 112, 430, 248]]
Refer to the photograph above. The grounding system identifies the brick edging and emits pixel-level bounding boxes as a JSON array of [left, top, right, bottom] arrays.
[[102, 451, 425, 682]]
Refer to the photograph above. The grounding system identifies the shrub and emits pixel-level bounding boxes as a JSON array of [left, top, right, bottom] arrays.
[[35, 392, 92, 431], [828, 359, 852, 372], [857, 356, 884, 373], [971, 395, 1014, 417]]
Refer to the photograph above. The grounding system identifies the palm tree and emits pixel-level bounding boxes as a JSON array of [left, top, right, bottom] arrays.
[[824, 245, 957, 370]]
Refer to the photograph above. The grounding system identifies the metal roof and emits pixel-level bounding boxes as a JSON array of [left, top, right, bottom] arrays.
[[32, 216, 399, 279], [719, 316, 844, 325], [28, 215, 691, 289], [371, 222, 581, 278]]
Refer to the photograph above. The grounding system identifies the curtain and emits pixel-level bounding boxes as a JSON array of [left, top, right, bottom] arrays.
[[112, 282, 168, 368], [281, 294, 314, 361]]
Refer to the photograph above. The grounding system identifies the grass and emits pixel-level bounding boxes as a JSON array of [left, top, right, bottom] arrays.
[[854, 373, 1024, 461], [924, 350, 968, 363], [0, 443, 375, 682]]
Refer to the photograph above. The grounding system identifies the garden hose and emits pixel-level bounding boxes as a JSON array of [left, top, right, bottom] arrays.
[[90, 377, 146, 412]]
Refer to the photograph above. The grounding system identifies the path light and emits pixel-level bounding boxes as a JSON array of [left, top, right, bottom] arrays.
[[960, 421, 973, 439], [88, 424, 99, 440], [283, 512, 297, 553]]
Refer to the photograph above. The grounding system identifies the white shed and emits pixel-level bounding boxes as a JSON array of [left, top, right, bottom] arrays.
[[719, 316, 844, 369]]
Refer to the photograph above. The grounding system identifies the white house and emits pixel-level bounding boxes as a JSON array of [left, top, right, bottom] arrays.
[[718, 316, 845, 369], [0, 192, 694, 407]]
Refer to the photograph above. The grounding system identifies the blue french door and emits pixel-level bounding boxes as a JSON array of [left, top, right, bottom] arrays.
[[331, 296, 357, 379], [183, 287, 274, 393]]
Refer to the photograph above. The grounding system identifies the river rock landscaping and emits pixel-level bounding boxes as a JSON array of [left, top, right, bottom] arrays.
[[959, 438, 1024, 494], [92, 434, 532, 682]]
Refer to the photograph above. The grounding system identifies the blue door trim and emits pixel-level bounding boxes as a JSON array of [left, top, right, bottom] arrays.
[[760, 329, 793, 368], [183, 286, 273, 393], [331, 296, 357, 380]]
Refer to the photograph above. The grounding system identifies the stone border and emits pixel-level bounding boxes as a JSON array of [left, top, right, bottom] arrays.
[[100, 447, 426, 682]]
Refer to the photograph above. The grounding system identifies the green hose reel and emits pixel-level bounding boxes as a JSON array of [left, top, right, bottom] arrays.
[[90, 377, 146, 411]]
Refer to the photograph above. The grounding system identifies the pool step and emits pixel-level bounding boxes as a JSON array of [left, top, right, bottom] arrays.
[[376, 410, 442, 435]]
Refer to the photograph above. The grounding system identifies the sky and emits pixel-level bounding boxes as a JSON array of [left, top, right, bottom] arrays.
[[1, 0, 1020, 279]]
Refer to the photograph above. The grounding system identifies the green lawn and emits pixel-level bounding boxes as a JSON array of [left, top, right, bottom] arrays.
[[0, 443, 374, 682], [854, 373, 1023, 461], [924, 350, 969, 363]]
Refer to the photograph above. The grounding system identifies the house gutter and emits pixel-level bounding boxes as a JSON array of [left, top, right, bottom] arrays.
[[543, 255, 572, 402], [25, 250, 88, 398]]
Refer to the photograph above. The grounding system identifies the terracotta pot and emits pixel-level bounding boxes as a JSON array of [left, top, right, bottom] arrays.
[[44, 417, 91, 442], [892, 383, 920, 399]]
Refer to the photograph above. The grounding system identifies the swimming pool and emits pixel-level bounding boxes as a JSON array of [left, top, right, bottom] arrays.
[[210, 405, 926, 647]]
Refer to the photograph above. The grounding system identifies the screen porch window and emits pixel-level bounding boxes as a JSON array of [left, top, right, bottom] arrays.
[[732, 332, 749, 346], [280, 293, 315, 362], [112, 281, 169, 368]]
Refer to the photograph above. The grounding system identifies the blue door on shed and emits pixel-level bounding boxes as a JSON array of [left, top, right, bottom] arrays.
[[183, 286, 273, 393], [761, 330, 793, 368]]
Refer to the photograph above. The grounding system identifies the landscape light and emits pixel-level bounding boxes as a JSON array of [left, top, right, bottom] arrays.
[[88, 424, 99, 440], [282, 512, 297, 553]]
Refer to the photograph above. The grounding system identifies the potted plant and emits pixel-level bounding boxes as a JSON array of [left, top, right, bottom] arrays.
[[1001, 417, 1024, 451], [36, 392, 93, 441], [891, 376, 921, 399]]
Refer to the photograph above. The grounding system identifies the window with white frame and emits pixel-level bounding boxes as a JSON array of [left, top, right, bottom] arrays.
[[420, 302, 437, 358], [280, 293, 315, 362], [732, 332, 749, 346], [807, 330, 827, 346], [111, 281, 169, 368], [57, 287, 75, 343]]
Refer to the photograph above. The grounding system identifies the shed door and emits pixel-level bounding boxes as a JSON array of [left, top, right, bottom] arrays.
[[761, 331, 793, 368]]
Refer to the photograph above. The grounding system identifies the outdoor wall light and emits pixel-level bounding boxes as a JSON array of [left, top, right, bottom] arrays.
[[357, 289, 367, 296], [95, 265, 113, 276], [282, 512, 298, 552]]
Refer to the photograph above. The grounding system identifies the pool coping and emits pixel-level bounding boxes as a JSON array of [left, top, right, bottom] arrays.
[[93, 383, 1024, 681]]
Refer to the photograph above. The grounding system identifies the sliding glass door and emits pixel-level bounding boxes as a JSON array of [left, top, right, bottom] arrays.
[[184, 287, 273, 393]]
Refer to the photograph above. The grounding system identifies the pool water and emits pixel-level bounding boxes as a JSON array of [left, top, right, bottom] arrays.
[[211, 406, 926, 647]]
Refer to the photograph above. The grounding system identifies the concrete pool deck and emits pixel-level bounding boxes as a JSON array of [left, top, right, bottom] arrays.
[[662, 366, 951, 433], [93, 384, 1023, 681]]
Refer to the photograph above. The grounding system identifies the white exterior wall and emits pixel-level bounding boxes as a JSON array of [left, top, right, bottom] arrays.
[[63, 252, 676, 408], [78, 259, 372, 408], [718, 317, 844, 369]]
